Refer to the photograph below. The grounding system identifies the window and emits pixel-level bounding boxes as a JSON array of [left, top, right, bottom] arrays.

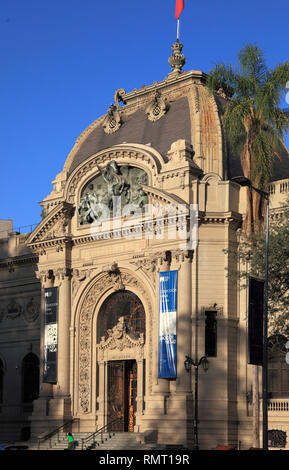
[[205, 311, 217, 357], [268, 335, 289, 398]]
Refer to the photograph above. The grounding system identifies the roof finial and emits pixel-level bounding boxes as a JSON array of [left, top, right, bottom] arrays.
[[168, 41, 186, 74]]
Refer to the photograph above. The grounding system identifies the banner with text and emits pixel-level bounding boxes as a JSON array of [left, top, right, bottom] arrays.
[[158, 270, 177, 379], [43, 287, 59, 383]]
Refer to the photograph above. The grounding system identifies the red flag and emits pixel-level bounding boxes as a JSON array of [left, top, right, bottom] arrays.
[[175, 0, 184, 19]]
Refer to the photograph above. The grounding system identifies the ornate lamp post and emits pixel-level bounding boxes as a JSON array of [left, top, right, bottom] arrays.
[[184, 355, 209, 450], [232, 176, 269, 450]]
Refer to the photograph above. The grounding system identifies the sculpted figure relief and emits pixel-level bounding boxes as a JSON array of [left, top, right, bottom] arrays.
[[78, 162, 148, 225]]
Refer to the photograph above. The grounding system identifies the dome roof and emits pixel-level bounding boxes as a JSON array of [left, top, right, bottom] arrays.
[[63, 69, 226, 179], [62, 68, 289, 183], [68, 96, 192, 176]]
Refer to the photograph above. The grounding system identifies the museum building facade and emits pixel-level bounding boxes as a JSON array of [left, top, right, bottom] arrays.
[[1, 44, 289, 449]]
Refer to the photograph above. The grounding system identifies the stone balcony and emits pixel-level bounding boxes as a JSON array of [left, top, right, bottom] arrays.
[[267, 399, 289, 449], [268, 398, 289, 414]]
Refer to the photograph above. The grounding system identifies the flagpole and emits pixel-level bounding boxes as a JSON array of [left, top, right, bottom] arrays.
[[177, 17, 180, 42]]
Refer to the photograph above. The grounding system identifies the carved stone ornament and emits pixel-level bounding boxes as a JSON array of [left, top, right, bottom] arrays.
[[102, 104, 122, 134], [72, 269, 91, 301], [145, 90, 169, 122], [6, 300, 23, 320], [24, 297, 40, 323], [130, 256, 157, 284], [168, 41, 186, 73], [0, 300, 23, 323], [98, 316, 144, 359], [102, 88, 127, 134], [106, 263, 124, 291]]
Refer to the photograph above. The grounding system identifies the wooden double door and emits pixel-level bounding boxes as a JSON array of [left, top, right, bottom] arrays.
[[108, 360, 137, 432]]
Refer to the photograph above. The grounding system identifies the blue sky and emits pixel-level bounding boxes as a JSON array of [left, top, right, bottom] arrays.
[[0, 0, 288, 230]]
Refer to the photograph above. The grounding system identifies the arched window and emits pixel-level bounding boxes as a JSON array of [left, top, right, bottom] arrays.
[[268, 335, 289, 398], [22, 353, 39, 403], [0, 358, 4, 404], [97, 290, 145, 342]]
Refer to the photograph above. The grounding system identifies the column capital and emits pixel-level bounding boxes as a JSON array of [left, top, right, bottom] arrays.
[[155, 251, 171, 270], [36, 269, 55, 286], [171, 249, 194, 263], [55, 267, 72, 281]]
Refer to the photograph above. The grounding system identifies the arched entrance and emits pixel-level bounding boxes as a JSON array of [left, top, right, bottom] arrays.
[[96, 290, 146, 432]]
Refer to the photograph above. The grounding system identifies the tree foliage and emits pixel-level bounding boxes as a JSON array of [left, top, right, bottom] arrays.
[[236, 200, 289, 336], [207, 44, 289, 236]]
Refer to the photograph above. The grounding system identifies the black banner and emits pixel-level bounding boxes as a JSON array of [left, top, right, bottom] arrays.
[[43, 287, 58, 383], [248, 277, 264, 365]]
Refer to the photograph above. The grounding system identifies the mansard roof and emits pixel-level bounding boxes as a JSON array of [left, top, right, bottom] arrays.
[[61, 68, 289, 184]]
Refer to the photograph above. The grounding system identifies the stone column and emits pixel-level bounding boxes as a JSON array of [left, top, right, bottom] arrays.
[[142, 252, 170, 431], [136, 359, 144, 418], [173, 249, 193, 393], [152, 252, 170, 395], [96, 360, 106, 429], [161, 249, 193, 446], [55, 267, 72, 398], [37, 269, 54, 398], [29, 269, 54, 437]]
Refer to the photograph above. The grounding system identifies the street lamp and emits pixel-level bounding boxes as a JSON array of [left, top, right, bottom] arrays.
[[231, 175, 269, 450], [184, 355, 209, 450]]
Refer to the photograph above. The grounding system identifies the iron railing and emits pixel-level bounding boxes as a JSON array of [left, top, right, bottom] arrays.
[[37, 418, 80, 449], [81, 417, 123, 450]]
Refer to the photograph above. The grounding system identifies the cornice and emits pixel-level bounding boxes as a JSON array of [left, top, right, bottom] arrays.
[[0, 253, 38, 270], [26, 201, 74, 249], [199, 211, 242, 226]]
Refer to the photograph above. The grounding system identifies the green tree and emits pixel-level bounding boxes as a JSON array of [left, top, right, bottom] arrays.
[[236, 201, 289, 336], [207, 44, 289, 236]]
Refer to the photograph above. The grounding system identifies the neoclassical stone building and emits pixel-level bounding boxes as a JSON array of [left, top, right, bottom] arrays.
[[1, 43, 289, 449]]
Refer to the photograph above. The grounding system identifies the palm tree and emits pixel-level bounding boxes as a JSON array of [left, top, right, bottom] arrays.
[[207, 44, 289, 236]]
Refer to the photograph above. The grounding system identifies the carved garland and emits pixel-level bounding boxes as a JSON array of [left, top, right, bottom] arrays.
[[78, 271, 153, 414]]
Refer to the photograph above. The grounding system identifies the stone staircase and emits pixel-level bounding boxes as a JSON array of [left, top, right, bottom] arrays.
[[18, 431, 162, 451], [25, 432, 93, 450], [84, 432, 158, 451]]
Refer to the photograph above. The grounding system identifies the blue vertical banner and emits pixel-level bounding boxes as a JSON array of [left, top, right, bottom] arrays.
[[158, 270, 178, 379]]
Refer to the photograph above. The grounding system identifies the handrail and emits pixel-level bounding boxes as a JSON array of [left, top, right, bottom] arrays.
[[81, 417, 123, 450], [37, 418, 80, 449]]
